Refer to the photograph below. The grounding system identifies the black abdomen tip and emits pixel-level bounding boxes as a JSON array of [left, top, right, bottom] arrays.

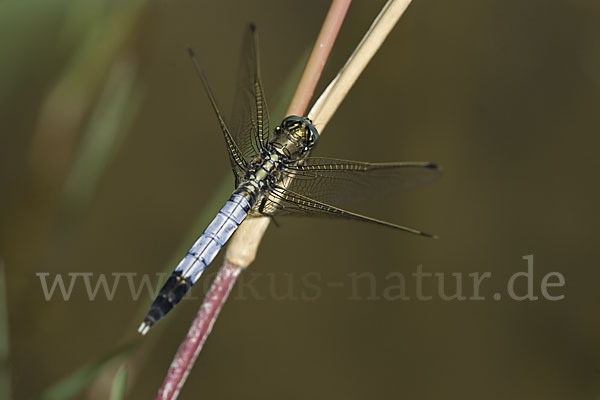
[[138, 271, 193, 335]]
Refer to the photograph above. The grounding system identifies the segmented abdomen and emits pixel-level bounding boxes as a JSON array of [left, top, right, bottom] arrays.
[[176, 192, 252, 282], [141, 192, 252, 328]]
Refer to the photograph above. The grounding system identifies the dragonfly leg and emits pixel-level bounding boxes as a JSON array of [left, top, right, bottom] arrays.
[[257, 197, 280, 227], [270, 216, 281, 228]]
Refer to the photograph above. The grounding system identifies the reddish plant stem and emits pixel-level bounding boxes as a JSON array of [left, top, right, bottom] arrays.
[[287, 0, 352, 116], [155, 1, 350, 399], [156, 262, 240, 400]]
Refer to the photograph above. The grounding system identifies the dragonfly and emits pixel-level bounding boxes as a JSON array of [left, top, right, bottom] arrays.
[[138, 24, 440, 335]]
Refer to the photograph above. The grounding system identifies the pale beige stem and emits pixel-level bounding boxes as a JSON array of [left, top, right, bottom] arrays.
[[224, 216, 271, 267], [226, 0, 413, 268], [309, 0, 413, 130]]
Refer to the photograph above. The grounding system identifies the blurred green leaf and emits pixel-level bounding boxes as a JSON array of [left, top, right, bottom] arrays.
[[61, 55, 143, 216], [27, 0, 147, 183], [0, 0, 144, 104], [38, 341, 137, 400], [109, 365, 128, 400], [0, 0, 70, 102]]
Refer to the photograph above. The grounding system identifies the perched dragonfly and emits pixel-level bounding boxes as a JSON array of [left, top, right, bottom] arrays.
[[138, 25, 440, 335]]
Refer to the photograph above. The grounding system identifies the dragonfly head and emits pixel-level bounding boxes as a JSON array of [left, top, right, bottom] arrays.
[[274, 116, 319, 158]]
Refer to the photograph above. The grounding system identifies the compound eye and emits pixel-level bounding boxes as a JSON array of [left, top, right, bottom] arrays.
[[308, 125, 319, 143], [282, 115, 303, 129]]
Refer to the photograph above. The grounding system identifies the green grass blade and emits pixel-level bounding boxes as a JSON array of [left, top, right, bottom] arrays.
[[109, 365, 128, 400], [61, 56, 143, 217], [38, 341, 136, 400], [27, 0, 147, 184]]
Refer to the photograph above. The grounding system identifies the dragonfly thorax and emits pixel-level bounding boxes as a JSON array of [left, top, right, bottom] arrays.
[[270, 116, 318, 159]]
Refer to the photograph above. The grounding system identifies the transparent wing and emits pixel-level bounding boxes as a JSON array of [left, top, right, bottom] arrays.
[[229, 24, 270, 161], [256, 158, 441, 237], [188, 48, 247, 182], [284, 157, 440, 206]]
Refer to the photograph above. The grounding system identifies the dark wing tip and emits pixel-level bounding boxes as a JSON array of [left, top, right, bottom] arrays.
[[425, 162, 442, 172], [421, 231, 439, 240], [249, 23, 256, 32], [186, 45, 196, 58]]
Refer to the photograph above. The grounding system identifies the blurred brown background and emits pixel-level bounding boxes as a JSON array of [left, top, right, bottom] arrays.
[[1, 0, 599, 398]]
